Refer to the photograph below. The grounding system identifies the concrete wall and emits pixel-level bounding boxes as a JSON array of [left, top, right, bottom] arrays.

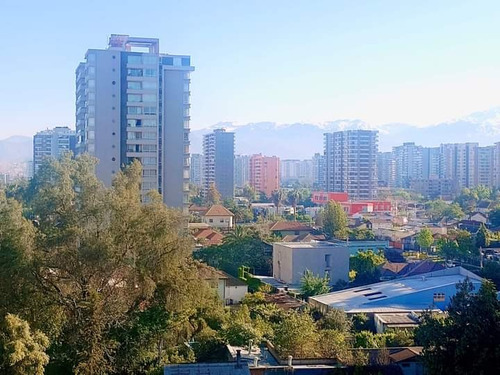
[[273, 243, 349, 286], [203, 215, 233, 228], [225, 285, 248, 305]]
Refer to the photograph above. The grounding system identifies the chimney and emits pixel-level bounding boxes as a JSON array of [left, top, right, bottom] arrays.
[[287, 355, 293, 367], [253, 357, 259, 367], [248, 339, 253, 353], [236, 349, 242, 369]]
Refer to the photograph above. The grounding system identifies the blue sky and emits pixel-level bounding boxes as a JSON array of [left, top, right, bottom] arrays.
[[1, 0, 499, 139]]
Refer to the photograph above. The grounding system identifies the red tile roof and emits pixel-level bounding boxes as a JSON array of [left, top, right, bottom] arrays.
[[193, 228, 225, 246], [203, 204, 234, 217]]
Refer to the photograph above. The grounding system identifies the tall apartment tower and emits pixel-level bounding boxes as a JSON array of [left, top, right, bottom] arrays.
[[75, 34, 194, 210], [234, 155, 250, 188], [190, 153, 203, 187], [422, 147, 441, 179], [376, 151, 395, 188], [249, 154, 280, 197], [478, 146, 495, 187], [440, 143, 478, 190], [312, 153, 326, 190], [202, 129, 235, 199], [33, 126, 76, 174], [324, 130, 378, 200], [393, 142, 423, 188]]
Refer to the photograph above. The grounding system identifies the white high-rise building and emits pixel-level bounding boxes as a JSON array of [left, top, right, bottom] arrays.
[[393, 142, 423, 188], [324, 130, 378, 199], [76, 34, 194, 210], [33, 126, 76, 174]]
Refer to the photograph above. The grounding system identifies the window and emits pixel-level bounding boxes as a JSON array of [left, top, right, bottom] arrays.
[[209, 219, 213, 223], [143, 94, 156, 102], [87, 54, 95, 62], [181, 57, 190, 66], [143, 132, 157, 139], [143, 145, 157, 152], [127, 68, 143, 77], [433, 293, 446, 302], [128, 94, 142, 102], [144, 69, 156, 77], [87, 79, 95, 88], [144, 106, 157, 115], [142, 55, 157, 65], [142, 157, 157, 165], [87, 130, 95, 140], [220, 219, 225, 223], [88, 66, 95, 75], [143, 81, 157, 89], [88, 92, 95, 101], [162, 57, 173, 65], [127, 119, 141, 127], [127, 55, 142, 64], [325, 254, 331, 268], [143, 169, 157, 177], [127, 81, 142, 90], [142, 119, 157, 127], [127, 106, 142, 115], [127, 132, 139, 140]]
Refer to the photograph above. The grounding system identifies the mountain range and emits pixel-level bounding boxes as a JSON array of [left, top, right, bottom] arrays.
[[2, 107, 500, 162]]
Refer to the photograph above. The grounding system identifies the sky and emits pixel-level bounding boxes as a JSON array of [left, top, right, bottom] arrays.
[[1, 0, 500, 139]]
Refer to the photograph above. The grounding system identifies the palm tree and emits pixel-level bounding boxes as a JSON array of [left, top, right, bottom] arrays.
[[287, 188, 303, 221], [271, 189, 285, 216]]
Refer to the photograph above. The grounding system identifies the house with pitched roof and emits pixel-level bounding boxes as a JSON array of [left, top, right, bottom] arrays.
[[202, 204, 234, 229], [269, 221, 315, 237]]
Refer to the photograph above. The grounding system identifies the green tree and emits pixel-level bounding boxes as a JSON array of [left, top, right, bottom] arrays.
[[476, 223, 490, 249], [206, 182, 222, 205], [318, 309, 352, 333], [271, 189, 285, 215], [416, 227, 434, 252], [242, 185, 257, 202], [489, 206, 500, 227], [286, 189, 303, 221], [0, 314, 49, 375], [273, 311, 318, 358], [436, 238, 460, 260], [223, 305, 264, 346], [415, 279, 500, 375], [349, 250, 385, 285], [300, 270, 330, 298], [322, 201, 348, 239]]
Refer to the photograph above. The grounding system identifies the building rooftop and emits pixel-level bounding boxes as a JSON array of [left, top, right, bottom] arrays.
[[310, 267, 482, 313], [164, 363, 250, 375], [203, 204, 234, 217], [274, 241, 345, 249], [269, 221, 314, 232]]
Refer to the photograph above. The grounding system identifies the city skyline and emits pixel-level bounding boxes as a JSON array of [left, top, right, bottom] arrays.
[[2, 0, 500, 139]]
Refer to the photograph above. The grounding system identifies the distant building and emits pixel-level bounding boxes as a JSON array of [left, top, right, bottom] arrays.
[[273, 242, 350, 286], [234, 154, 250, 188], [33, 126, 76, 174], [76, 34, 194, 209], [312, 153, 326, 190], [440, 143, 479, 190], [393, 142, 423, 188], [202, 204, 234, 229], [376, 151, 395, 187], [190, 153, 203, 187], [249, 154, 280, 197], [324, 130, 378, 200], [203, 129, 235, 199], [280, 159, 313, 186], [410, 178, 455, 200], [422, 147, 441, 179], [309, 267, 482, 314]]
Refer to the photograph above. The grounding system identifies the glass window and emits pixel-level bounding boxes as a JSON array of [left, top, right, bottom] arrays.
[[144, 69, 156, 77], [87, 54, 96, 62], [142, 55, 157, 65], [88, 66, 95, 75], [143, 132, 157, 139], [127, 81, 142, 90], [87, 79, 95, 88], [88, 105, 95, 115], [142, 119, 156, 127], [127, 106, 142, 115], [181, 57, 190, 66], [128, 55, 142, 64], [143, 145, 157, 152], [144, 106, 157, 115], [88, 92, 95, 100], [162, 57, 173, 65], [127, 119, 142, 127], [87, 130, 95, 140], [87, 118, 95, 127], [143, 94, 156, 102], [128, 94, 142, 102], [142, 157, 157, 165], [142, 81, 157, 90], [127, 68, 143, 77]]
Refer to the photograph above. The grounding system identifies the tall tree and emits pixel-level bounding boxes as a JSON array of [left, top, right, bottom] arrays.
[[286, 189, 303, 221], [206, 182, 222, 205], [349, 250, 385, 285], [476, 223, 490, 249], [242, 185, 257, 203], [415, 279, 500, 375], [271, 189, 285, 215], [322, 201, 348, 239], [416, 227, 434, 252]]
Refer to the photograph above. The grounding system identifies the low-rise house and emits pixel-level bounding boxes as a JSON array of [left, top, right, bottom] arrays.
[[380, 260, 445, 280], [193, 228, 224, 247], [457, 219, 482, 233], [309, 266, 482, 315], [281, 233, 326, 242], [374, 312, 421, 333], [202, 204, 234, 229], [468, 212, 488, 224], [198, 264, 248, 305], [273, 242, 349, 286], [269, 221, 315, 237]]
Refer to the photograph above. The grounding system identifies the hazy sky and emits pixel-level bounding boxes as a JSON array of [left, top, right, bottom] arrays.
[[1, 0, 499, 139]]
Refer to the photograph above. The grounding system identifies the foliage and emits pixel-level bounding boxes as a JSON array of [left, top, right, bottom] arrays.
[[415, 279, 500, 375], [300, 270, 331, 298], [273, 311, 318, 358], [436, 238, 460, 260], [223, 305, 264, 346], [241, 185, 257, 202], [286, 189, 304, 220], [489, 206, 500, 227], [481, 261, 500, 289], [0, 155, 225, 373], [349, 250, 386, 285], [206, 183, 221, 205], [475, 223, 490, 249], [270, 189, 285, 215], [317, 329, 351, 361], [427, 200, 464, 222], [0, 314, 49, 375], [416, 227, 434, 251], [454, 186, 492, 213], [322, 201, 348, 239], [317, 309, 352, 333], [349, 228, 375, 240], [195, 227, 272, 277]]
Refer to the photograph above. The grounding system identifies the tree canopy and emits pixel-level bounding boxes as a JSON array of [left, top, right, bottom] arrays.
[[322, 201, 348, 239], [349, 250, 386, 285], [300, 270, 330, 298]]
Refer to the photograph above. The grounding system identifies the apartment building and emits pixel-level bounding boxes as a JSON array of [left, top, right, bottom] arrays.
[[190, 153, 203, 187], [33, 126, 76, 174], [202, 129, 235, 199], [234, 154, 250, 188], [75, 34, 193, 210], [249, 154, 280, 197], [324, 130, 378, 200], [393, 142, 423, 188]]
